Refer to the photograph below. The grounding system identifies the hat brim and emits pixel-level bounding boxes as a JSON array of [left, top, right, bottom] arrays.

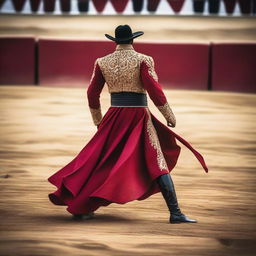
[[105, 31, 144, 42]]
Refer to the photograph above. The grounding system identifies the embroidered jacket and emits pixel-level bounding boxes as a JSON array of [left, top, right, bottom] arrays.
[[87, 44, 176, 127]]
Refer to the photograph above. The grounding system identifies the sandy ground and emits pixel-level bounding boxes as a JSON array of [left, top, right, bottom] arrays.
[[0, 85, 255, 256], [0, 14, 256, 42]]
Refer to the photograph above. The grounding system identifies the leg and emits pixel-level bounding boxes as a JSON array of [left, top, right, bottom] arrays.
[[156, 173, 197, 224]]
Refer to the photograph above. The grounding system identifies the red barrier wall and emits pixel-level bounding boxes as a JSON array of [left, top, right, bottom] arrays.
[[211, 43, 256, 93], [38, 40, 209, 90], [0, 37, 35, 85], [38, 39, 114, 86], [2, 38, 255, 94], [136, 42, 209, 90]]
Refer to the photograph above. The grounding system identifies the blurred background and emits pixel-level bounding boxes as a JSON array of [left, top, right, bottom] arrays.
[[0, 0, 255, 93]]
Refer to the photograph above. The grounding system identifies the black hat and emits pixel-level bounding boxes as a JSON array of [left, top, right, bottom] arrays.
[[105, 25, 144, 43]]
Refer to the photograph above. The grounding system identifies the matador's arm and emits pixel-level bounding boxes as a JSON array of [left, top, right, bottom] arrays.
[[87, 59, 105, 127], [140, 56, 176, 127]]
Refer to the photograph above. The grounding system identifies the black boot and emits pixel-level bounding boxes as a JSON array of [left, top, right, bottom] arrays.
[[156, 173, 197, 224], [72, 211, 95, 221]]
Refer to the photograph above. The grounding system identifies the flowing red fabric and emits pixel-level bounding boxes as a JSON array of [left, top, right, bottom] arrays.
[[48, 106, 208, 214]]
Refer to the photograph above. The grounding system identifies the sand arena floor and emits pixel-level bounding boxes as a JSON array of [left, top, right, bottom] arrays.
[[0, 85, 255, 256]]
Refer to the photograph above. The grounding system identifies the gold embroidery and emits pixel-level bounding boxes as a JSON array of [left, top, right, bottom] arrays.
[[89, 106, 102, 126], [157, 102, 176, 127], [146, 108, 168, 171], [97, 45, 157, 94]]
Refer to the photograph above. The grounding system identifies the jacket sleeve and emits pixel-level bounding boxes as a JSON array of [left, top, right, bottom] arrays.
[[140, 56, 176, 127], [87, 58, 105, 126]]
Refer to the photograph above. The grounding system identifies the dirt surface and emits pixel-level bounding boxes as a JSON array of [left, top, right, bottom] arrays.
[[0, 85, 255, 256], [0, 14, 256, 42]]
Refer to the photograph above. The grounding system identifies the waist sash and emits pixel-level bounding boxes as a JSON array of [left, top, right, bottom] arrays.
[[111, 92, 148, 107]]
